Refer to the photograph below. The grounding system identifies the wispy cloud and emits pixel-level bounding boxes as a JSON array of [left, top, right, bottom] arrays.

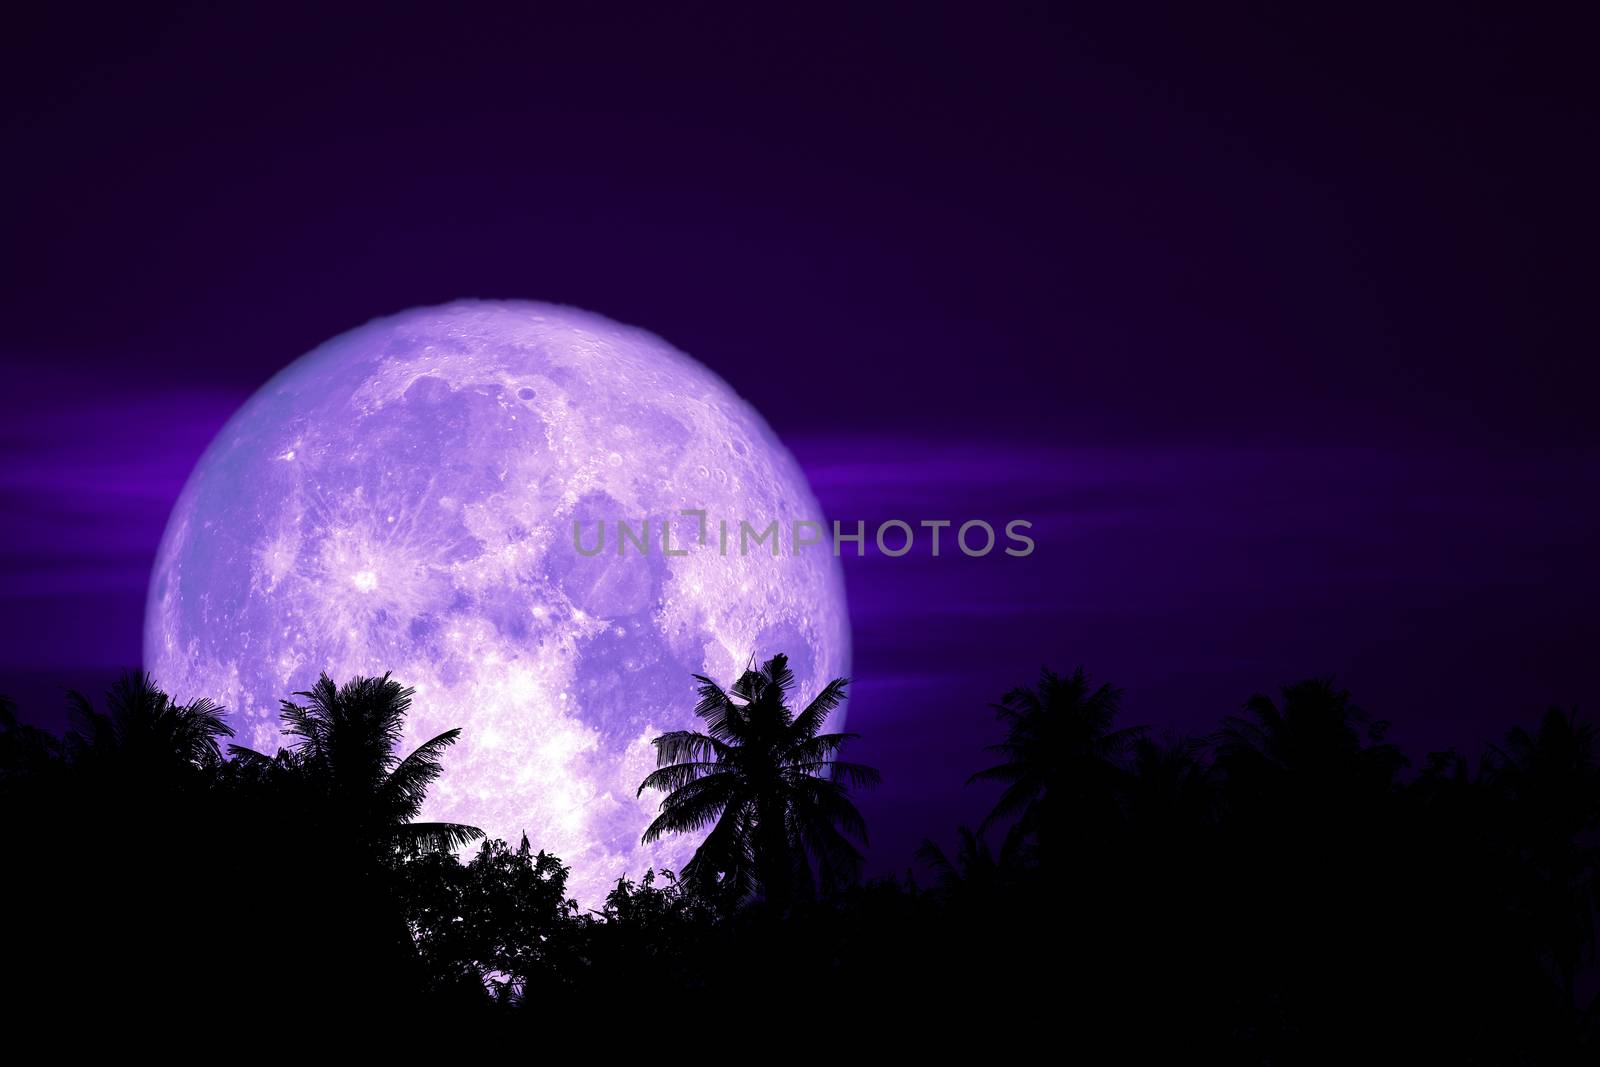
[[0, 372, 241, 615]]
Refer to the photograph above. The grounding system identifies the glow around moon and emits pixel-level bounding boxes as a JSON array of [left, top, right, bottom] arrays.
[[145, 301, 850, 905]]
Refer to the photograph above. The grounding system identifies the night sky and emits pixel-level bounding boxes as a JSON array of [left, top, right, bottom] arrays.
[[3, 3, 1596, 876]]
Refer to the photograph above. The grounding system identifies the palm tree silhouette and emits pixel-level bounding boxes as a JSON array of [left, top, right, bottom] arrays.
[[64, 671, 232, 776], [916, 825, 1023, 901], [1212, 677, 1407, 798], [231, 672, 482, 859], [970, 666, 1143, 848], [1123, 735, 1215, 834], [0, 694, 62, 780], [637, 653, 879, 907]]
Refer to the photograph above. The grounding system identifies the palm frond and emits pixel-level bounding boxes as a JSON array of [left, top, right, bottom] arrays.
[[976, 775, 1043, 834], [226, 744, 278, 768], [760, 653, 795, 697], [681, 808, 756, 900], [650, 730, 730, 768], [636, 761, 725, 797], [395, 820, 484, 852], [784, 731, 859, 766], [379, 728, 463, 818], [642, 775, 744, 843], [915, 837, 957, 885], [967, 761, 1027, 786], [794, 776, 871, 843], [816, 759, 881, 790], [789, 678, 850, 741], [793, 805, 866, 888], [691, 677, 744, 740]]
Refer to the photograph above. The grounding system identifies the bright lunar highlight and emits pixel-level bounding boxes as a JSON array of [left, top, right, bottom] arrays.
[[145, 301, 850, 905]]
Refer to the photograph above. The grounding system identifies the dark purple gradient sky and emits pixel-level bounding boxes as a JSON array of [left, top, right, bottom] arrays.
[[3, 3, 1597, 874]]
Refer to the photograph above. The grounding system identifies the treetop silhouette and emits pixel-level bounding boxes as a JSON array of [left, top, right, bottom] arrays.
[[637, 651, 880, 906]]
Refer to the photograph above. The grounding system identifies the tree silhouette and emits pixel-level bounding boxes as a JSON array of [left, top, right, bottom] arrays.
[[916, 825, 1023, 902], [218, 672, 486, 1008], [230, 672, 483, 859], [0, 694, 61, 783], [0, 675, 238, 1014], [64, 670, 232, 776], [398, 833, 578, 1004], [1123, 734, 1215, 833], [1483, 707, 1600, 1001], [969, 666, 1143, 851], [1212, 677, 1408, 797], [637, 652, 879, 906], [4, 661, 1600, 1053]]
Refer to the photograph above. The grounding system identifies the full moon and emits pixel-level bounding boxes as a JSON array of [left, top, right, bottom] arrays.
[[145, 301, 850, 905]]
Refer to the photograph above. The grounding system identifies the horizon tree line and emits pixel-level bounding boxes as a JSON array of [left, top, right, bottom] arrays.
[[1, 657, 1597, 1057]]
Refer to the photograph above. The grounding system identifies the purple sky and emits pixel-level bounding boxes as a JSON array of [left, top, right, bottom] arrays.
[[3, 4, 1596, 874]]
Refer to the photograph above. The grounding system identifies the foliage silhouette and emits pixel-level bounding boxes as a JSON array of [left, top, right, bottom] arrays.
[[1212, 676, 1409, 800], [968, 666, 1143, 851], [1, 657, 1598, 1058], [915, 824, 1023, 902], [230, 671, 484, 859], [1482, 707, 1600, 1002], [65, 670, 232, 776], [397, 833, 578, 1004], [636, 652, 879, 906], [0, 692, 60, 780]]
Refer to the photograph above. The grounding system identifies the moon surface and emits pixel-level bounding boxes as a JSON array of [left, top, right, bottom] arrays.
[[145, 301, 850, 905]]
